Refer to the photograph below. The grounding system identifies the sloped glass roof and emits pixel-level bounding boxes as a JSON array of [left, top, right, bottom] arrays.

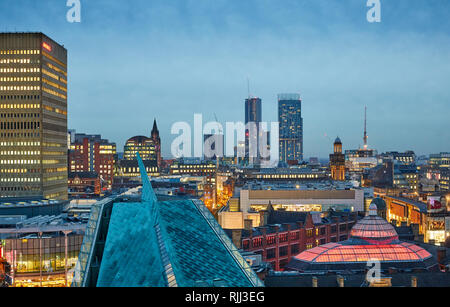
[[90, 152, 262, 287], [96, 198, 258, 287], [157, 199, 257, 287], [96, 202, 167, 287]]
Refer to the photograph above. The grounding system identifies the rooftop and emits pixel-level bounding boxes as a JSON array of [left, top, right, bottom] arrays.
[[265, 271, 450, 287], [0, 214, 87, 235], [0, 199, 62, 209]]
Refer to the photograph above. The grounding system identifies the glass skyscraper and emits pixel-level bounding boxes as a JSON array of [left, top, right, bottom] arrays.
[[278, 93, 303, 163]]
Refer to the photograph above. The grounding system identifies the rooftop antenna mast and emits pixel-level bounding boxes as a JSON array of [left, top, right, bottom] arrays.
[[363, 106, 368, 150], [247, 77, 251, 99]]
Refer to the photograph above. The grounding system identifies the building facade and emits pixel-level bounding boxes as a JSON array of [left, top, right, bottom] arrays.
[[239, 188, 365, 215], [169, 159, 216, 176], [278, 94, 303, 164], [429, 153, 450, 169], [380, 151, 416, 165], [123, 135, 156, 161], [68, 133, 116, 190], [68, 172, 101, 197], [117, 135, 159, 178], [0, 33, 68, 200], [0, 215, 85, 287]]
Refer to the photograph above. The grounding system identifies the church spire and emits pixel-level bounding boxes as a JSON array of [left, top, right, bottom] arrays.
[[151, 118, 158, 135]]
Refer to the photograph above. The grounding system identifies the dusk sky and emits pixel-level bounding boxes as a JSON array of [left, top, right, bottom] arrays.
[[1, 0, 449, 158]]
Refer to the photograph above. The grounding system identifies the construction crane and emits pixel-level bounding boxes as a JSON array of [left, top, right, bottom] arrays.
[[213, 113, 223, 210]]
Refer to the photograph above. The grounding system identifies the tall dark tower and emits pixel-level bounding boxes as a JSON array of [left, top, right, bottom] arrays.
[[244, 97, 262, 166], [151, 119, 162, 168], [330, 137, 346, 181]]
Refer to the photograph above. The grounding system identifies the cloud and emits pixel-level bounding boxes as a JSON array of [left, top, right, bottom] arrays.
[[1, 0, 449, 158]]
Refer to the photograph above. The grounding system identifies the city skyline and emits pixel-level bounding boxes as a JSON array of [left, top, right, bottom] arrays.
[[1, 0, 450, 158], [1, 1, 450, 290]]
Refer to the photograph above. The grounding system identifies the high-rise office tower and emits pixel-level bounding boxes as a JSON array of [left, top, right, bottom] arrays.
[[278, 93, 303, 163], [0, 33, 68, 200], [245, 97, 262, 165]]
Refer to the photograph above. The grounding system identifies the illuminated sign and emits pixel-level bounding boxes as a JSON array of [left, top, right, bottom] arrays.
[[428, 196, 445, 213], [428, 217, 445, 231], [42, 42, 52, 52]]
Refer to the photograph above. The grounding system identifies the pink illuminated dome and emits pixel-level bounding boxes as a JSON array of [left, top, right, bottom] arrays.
[[349, 203, 399, 244], [286, 204, 437, 273]]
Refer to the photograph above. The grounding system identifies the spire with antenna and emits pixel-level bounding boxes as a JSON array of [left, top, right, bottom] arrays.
[[363, 106, 368, 150]]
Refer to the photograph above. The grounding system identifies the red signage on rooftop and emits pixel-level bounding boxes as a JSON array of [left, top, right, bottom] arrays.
[[42, 42, 52, 52]]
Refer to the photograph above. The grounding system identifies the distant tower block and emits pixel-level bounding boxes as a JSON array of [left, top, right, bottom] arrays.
[[278, 93, 303, 163], [330, 137, 346, 181]]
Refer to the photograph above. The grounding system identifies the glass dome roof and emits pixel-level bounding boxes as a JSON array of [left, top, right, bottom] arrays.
[[296, 242, 431, 264], [290, 204, 433, 267], [350, 216, 399, 243]]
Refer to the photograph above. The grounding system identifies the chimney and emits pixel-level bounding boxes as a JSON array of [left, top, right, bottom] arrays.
[[231, 229, 242, 249], [312, 277, 318, 288], [411, 276, 418, 288], [337, 275, 345, 288]]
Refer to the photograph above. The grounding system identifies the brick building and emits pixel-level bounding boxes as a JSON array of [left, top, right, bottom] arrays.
[[68, 133, 116, 190], [68, 172, 101, 197]]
